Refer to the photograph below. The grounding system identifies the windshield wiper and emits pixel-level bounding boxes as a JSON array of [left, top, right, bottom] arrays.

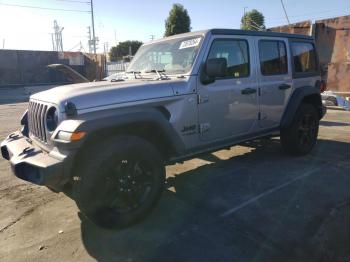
[[126, 71, 142, 79], [145, 69, 170, 80]]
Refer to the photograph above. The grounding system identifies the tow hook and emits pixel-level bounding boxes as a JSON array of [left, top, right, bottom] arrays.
[[19, 147, 35, 157], [9, 133, 18, 139], [8, 133, 19, 141]]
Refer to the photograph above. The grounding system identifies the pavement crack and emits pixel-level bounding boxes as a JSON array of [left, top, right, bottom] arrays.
[[0, 206, 36, 233], [0, 196, 59, 233]]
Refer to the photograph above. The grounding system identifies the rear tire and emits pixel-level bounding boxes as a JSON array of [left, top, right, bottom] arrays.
[[73, 135, 165, 229], [281, 103, 319, 156]]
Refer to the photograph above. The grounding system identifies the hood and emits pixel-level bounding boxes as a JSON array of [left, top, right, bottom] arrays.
[[47, 64, 90, 83], [31, 79, 176, 112]]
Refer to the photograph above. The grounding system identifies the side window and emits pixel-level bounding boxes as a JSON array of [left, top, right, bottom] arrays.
[[259, 40, 288, 75], [207, 39, 250, 78], [291, 42, 317, 73]]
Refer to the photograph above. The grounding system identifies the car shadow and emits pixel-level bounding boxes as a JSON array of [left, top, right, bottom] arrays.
[[79, 138, 350, 262]]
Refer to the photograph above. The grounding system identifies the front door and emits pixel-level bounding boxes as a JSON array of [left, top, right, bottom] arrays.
[[197, 36, 259, 141]]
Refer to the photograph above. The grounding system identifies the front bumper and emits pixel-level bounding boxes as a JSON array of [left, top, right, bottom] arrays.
[[1, 131, 72, 191]]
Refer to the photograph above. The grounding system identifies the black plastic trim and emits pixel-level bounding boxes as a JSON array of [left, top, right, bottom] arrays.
[[77, 108, 185, 157], [280, 86, 322, 129], [168, 127, 279, 164]]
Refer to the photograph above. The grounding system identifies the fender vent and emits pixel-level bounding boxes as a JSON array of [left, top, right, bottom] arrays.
[[156, 107, 171, 120]]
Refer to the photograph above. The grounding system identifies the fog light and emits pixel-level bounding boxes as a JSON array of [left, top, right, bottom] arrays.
[[1, 146, 10, 160]]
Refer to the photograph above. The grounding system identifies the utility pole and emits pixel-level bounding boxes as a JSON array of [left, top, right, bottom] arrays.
[[87, 26, 92, 53], [243, 7, 248, 28], [2, 39, 5, 49], [280, 0, 291, 25], [150, 35, 155, 41], [103, 42, 109, 56], [52, 20, 64, 52], [114, 30, 117, 47], [90, 0, 96, 54]]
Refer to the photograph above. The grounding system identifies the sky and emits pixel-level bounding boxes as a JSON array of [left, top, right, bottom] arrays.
[[0, 0, 349, 52]]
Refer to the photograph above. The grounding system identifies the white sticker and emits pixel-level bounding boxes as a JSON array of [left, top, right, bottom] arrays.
[[179, 38, 201, 49]]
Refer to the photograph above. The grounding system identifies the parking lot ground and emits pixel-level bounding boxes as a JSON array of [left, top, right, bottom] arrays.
[[0, 102, 350, 262]]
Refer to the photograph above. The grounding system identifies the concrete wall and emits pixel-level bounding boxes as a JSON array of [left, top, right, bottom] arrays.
[[315, 16, 350, 92], [0, 50, 106, 87], [269, 20, 312, 35], [270, 15, 350, 92]]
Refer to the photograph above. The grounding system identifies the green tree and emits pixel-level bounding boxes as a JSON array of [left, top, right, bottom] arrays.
[[109, 40, 143, 62], [241, 9, 265, 31], [164, 3, 191, 37]]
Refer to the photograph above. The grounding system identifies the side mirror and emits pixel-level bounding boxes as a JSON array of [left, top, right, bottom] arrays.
[[200, 58, 227, 85], [206, 58, 227, 78]]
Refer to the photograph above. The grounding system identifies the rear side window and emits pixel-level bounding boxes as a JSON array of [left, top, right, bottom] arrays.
[[259, 40, 288, 75], [207, 39, 250, 78], [291, 42, 317, 73]]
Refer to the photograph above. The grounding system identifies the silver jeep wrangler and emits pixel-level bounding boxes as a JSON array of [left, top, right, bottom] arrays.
[[1, 29, 326, 228]]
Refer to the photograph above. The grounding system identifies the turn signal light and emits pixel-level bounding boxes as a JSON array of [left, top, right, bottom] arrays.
[[56, 131, 86, 142], [71, 131, 86, 141]]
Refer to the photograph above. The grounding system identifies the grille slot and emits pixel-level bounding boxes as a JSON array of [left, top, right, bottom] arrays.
[[28, 101, 48, 142]]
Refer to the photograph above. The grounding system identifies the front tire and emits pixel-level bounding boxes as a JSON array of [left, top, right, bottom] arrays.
[[281, 103, 319, 156], [73, 135, 165, 229]]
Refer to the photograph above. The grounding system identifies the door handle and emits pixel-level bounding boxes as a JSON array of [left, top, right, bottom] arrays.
[[241, 88, 257, 95], [279, 84, 291, 90]]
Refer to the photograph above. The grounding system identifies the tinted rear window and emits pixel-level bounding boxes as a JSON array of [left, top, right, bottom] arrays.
[[291, 42, 317, 73], [259, 40, 288, 76]]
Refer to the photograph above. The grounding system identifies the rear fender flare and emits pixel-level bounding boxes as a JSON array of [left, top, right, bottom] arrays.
[[280, 86, 322, 129]]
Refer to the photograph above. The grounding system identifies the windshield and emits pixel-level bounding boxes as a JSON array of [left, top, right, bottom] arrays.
[[127, 35, 203, 75]]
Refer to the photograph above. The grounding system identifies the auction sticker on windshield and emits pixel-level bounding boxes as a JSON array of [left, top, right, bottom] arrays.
[[179, 38, 201, 49]]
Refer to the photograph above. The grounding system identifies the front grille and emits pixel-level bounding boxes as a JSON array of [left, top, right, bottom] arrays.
[[28, 101, 48, 142]]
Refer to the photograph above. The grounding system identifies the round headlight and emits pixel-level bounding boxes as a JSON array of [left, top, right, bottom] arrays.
[[46, 107, 58, 132]]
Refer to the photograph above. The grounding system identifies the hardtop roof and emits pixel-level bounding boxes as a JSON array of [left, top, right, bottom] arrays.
[[210, 28, 314, 40], [149, 28, 314, 45]]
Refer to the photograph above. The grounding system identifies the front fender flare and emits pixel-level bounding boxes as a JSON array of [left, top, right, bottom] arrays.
[[75, 108, 185, 156]]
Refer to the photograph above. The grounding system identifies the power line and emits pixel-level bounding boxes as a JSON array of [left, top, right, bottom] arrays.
[[268, 12, 350, 26], [56, 0, 90, 4], [280, 0, 291, 25], [0, 2, 90, 13], [269, 7, 350, 21]]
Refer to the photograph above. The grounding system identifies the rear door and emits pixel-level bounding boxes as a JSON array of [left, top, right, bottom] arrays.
[[255, 38, 293, 129]]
